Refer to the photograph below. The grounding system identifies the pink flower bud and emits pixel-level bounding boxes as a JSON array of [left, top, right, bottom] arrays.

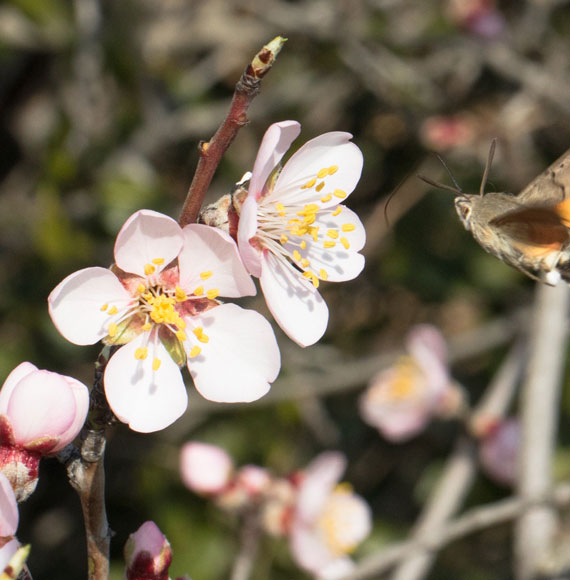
[[479, 418, 520, 487], [124, 521, 172, 580], [180, 442, 233, 495], [0, 362, 89, 500]]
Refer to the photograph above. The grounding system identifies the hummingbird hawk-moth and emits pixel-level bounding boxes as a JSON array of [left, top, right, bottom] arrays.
[[421, 142, 570, 285]]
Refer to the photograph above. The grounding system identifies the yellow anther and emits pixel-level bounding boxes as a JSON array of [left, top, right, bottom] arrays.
[[321, 194, 332, 203], [293, 250, 302, 262], [317, 167, 329, 179], [175, 286, 187, 302], [108, 305, 118, 315], [332, 206, 342, 216], [319, 269, 328, 280], [176, 330, 187, 341], [301, 258, 310, 268], [311, 227, 320, 242], [152, 258, 165, 265], [200, 271, 213, 280], [280, 234, 289, 244], [304, 204, 319, 213], [300, 240, 307, 249], [303, 214, 316, 225], [334, 189, 347, 199], [100, 303, 108, 312], [288, 218, 301, 226], [316, 181, 325, 192], [206, 289, 219, 300], [327, 229, 339, 239], [135, 347, 148, 360], [301, 178, 317, 189], [144, 264, 156, 275], [324, 241, 336, 248], [342, 223, 356, 232], [193, 286, 204, 296], [152, 358, 161, 371], [108, 323, 118, 337], [142, 322, 152, 331], [275, 202, 286, 212], [143, 292, 153, 301], [136, 284, 146, 294], [190, 345, 201, 358], [193, 327, 210, 344], [328, 165, 339, 175], [340, 237, 350, 249], [177, 318, 187, 330], [303, 270, 319, 288]]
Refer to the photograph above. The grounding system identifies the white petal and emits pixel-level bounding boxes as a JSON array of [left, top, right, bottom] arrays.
[[48, 267, 133, 345], [104, 336, 188, 433], [0, 363, 37, 413], [287, 206, 365, 282], [249, 121, 301, 199], [260, 252, 328, 347], [187, 304, 280, 403], [0, 474, 18, 536], [178, 224, 255, 297], [290, 520, 337, 574], [273, 132, 363, 206], [237, 197, 262, 277], [114, 209, 183, 277]]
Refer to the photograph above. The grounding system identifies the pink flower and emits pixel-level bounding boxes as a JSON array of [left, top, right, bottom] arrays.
[[0, 472, 22, 572], [124, 521, 172, 580], [237, 121, 365, 346], [48, 210, 280, 433], [479, 418, 519, 487], [290, 452, 372, 579], [359, 325, 452, 442], [0, 362, 89, 500], [180, 442, 233, 495]]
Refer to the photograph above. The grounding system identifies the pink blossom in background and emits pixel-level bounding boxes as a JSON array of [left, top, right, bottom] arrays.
[[0, 362, 89, 500], [48, 210, 280, 433], [237, 121, 365, 346], [419, 114, 476, 152], [479, 418, 520, 487], [290, 452, 372, 579], [179, 442, 233, 495], [446, 0, 505, 38], [359, 324, 454, 442]]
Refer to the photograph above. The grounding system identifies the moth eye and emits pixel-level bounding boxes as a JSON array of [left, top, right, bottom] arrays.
[[455, 198, 472, 222], [460, 205, 471, 220]]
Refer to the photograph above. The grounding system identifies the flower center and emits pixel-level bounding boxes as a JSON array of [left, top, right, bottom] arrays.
[[255, 164, 357, 288]]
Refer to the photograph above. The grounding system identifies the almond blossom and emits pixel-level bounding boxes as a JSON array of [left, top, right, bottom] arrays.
[[359, 325, 457, 442], [479, 418, 520, 487], [48, 210, 280, 433], [0, 472, 29, 577], [179, 442, 233, 495], [290, 452, 372, 579], [237, 121, 365, 346]]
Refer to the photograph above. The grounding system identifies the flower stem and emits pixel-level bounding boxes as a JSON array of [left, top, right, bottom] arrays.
[[178, 36, 287, 228]]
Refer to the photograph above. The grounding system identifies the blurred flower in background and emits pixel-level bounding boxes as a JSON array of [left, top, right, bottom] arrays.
[[478, 418, 520, 487]]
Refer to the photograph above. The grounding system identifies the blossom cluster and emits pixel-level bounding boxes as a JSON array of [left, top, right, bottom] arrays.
[[180, 442, 372, 579]]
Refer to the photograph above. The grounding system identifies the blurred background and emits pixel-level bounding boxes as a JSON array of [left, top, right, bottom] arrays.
[[2, 0, 570, 578]]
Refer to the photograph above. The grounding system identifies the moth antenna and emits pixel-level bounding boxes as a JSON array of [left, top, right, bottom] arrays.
[[479, 138, 497, 196], [417, 174, 464, 196], [383, 172, 411, 227], [435, 154, 464, 193]]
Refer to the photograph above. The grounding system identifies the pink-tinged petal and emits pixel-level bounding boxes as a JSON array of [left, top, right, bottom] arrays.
[[0, 539, 20, 571], [480, 419, 520, 487], [51, 376, 89, 452], [237, 197, 263, 277], [178, 224, 255, 298], [104, 337, 188, 433], [406, 324, 449, 394], [114, 210, 183, 277], [290, 519, 338, 573], [272, 133, 363, 205], [7, 371, 77, 445], [0, 473, 18, 536], [260, 252, 328, 347], [124, 521, 172, 576], [291, 207, 365, 283], [0, 363, 37, 413], [180, 442, 233, 494], [318, 557, 356, 580], [48, 267, 133, 346], [187, 304, 280, 403], [297, 452, 346, 524], [249, 121, 301, 199]]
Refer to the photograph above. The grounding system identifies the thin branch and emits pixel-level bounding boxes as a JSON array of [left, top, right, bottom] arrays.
[[230, 509, 262, 580], [178, 36, 286, 228]]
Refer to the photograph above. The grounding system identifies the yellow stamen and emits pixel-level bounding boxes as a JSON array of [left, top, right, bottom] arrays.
[[206, 289, 219, 300], [332, 206, 342, 216], [342, 223, 356, 232], [108, 306, 118, 315], [319, 269, 328, 280], [100, 303, 108, 312], [317, 167, 329, 179], [135, 347, 148, 360], [176, 330, 187, 341], [152, 358, 161, 371], [108, 323, 118, 337], [328, 165, 339, 175], [316, 181, 325, 192], [193, 327, 210, 344], [303, 270, 319, 288], [293, 250, 302, 262], [144, 264, 156, 275], [175, 286, 187, 302], [275, 202, 286, 212], [136, 284, 146, 294], [334, 189, 347, 199], [200, 271, 213, 280], [152, 258, 165, 265], [143, 292, 153, 301], [301, 178, 317, 189], [327, 229, 339, 239], [321, 194, 332, 203], [340, 237, 350, 249], [324, 241, 336, 248], [193, 286, 204, 296], [142, 322, 152, 331], [190, 345, 201, 358], [280, 234, 288, 244], [301, 258, 310, 268], [300, 240, 307, 249]]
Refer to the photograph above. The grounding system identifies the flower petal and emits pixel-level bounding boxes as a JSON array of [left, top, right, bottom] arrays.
[[0, 473, 18, 536], [237, 196, 262, 277], [48, 267, 133, 345], [0, 363, 37, 413], [272, 132, 363, 206], [104, 336, 188, 433], [406, 325, 449, 394], [249, 121, 301, 199], [187, 304, 280, 403], [178, 224, 255, 298], [51, 376, 89, 452], [260, 252, 328, 347], [180, 442, 233, 494], [114, 210, 183, 277], [290, 519, 339, 574]]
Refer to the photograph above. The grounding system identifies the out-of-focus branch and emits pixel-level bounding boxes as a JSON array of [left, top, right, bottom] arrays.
[[515, 283, 569, 580], [178, 36, 286, 228], [230, 509, 262, 580]]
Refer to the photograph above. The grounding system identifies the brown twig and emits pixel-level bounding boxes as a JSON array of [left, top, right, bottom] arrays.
[[178, 36, 286, 228], [230, 509, 262, 580]]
